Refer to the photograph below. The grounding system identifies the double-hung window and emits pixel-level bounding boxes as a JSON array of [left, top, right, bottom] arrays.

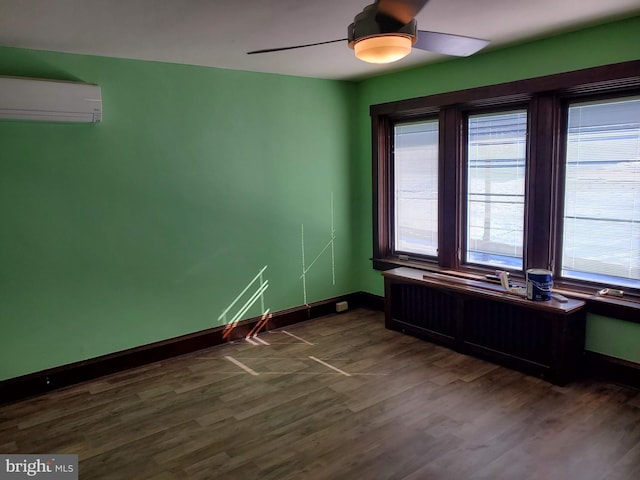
[[561, 96, 640, 288], [394, 119, 439, 257], [466, 110, 527, 270]]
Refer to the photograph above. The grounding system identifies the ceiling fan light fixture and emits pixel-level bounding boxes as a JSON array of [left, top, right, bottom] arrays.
[[353, 34, 412, 64]]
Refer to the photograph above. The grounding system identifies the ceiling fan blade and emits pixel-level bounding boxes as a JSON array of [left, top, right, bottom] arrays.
[[376, 0, 430, 25], [414, 30, 489, 57], [247, 38, 347, 55]]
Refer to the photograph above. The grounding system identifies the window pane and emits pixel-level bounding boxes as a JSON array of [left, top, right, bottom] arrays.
[[466, 110, 527, 269], [394, 120, 439, 256], [562, 96, 640, 288]]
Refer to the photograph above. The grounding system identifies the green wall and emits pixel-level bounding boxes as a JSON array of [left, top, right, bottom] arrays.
[[586, 314, 640, 362], [353, 16, 640, 362], [0, 47, 357, 380]]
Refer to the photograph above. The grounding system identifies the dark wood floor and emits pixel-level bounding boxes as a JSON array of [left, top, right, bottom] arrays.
[[2, 308, 639, 479]]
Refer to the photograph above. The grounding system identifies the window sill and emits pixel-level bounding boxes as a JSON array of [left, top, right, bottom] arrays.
[[372, 257, 640, 324]]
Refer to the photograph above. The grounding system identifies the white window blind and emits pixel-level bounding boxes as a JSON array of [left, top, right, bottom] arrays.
[[394, 120, 439, 257], [466, 110, 527, 269], [562, 96, 640, 288]]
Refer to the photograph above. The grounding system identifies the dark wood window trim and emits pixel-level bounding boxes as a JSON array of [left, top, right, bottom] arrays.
[[371, 60, 640, 320], [439, 107, 463, 270]]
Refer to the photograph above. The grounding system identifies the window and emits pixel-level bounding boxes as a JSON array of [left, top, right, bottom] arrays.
[[371, 60, 640, 298], [561, 96, 640, 288], [466, 110, 527, 269], [394, 119, 439, 257]]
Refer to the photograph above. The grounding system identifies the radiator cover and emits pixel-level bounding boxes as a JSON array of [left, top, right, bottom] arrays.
[[384, 268, 586, 385]]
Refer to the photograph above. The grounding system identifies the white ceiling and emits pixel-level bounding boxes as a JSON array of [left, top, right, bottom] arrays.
[[0, 0, 638, 81]]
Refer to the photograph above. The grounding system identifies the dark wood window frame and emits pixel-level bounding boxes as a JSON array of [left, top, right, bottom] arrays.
[[371, 60, 640, 321]]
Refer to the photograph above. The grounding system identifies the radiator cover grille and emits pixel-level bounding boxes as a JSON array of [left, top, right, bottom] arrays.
[[391, 284, 456, 337], [464, 299, 552, 365]]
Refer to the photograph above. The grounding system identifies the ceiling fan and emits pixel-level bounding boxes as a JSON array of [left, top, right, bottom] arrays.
[[247, 0, 490, 64]]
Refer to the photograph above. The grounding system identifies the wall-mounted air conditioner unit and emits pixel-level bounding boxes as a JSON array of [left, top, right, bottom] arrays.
[[0, 76, 102, 123]]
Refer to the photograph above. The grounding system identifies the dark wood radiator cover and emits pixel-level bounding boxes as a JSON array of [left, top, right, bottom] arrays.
[[384, 268, 587, 385]]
